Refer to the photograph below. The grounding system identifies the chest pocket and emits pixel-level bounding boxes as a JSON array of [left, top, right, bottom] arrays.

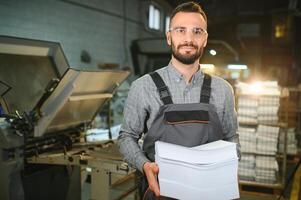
[[164, 110, 209, 124]]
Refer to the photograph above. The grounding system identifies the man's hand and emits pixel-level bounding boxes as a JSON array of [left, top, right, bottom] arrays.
[[143, 162, 160, 197]]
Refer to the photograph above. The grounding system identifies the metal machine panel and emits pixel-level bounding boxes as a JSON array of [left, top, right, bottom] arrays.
[[0, 36, 69, 114], [35, 68, 130, 136], [0, 36, 130, 137]]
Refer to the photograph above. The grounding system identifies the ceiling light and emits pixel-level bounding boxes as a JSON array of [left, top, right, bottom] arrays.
[[227, 64, 248, 70], [209, 49, 217, 56]]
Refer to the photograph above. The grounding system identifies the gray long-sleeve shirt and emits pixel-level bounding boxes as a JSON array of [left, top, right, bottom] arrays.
[[118, 63, 240, 172]]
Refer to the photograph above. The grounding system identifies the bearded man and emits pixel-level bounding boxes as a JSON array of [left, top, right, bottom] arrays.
[[118, 2, 240, 199]]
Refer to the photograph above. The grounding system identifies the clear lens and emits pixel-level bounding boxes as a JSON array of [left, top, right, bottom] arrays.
[[169, 27, 207, 37]]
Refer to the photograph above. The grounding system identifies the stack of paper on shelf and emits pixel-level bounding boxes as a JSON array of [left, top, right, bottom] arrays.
[[257, 104, 279, 124], [238, 116, 258, 124], [236, 81, 283, 185], [155, 140, 239, 200], [255, 156, 278, 183], [257, 81, 281, 96], [239, 154, 255, 181], [257, 90, 280, 124], [238, 108, 258, 118], [279, 128, 298, 155], [238, 96, 259, 108], [238, 126, 256, 153], [237, 96, 258, 124], [259, 96, 280, 107], [236, 81, 281, 96], [236, 81, 281, 124], [256, 125, 279, 155]]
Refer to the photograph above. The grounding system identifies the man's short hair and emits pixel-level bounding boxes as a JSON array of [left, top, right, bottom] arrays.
[[170, 1, 207, 26]]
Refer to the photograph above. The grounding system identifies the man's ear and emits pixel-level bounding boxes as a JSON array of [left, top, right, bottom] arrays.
[[202, 34, 208, 47], [166, 31, 171, 46]]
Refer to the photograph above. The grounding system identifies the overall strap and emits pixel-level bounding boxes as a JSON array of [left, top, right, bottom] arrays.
[[200, 73, 212, 104], [149, 72, 173, 105]]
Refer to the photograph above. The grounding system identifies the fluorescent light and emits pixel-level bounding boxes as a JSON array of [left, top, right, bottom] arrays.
[[200, 64, 215, 69], [227, 64, 248, 70], [209, 49, 217, 56]]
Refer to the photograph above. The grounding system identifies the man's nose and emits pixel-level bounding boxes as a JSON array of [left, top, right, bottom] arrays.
[[183, 30, 194, 42]]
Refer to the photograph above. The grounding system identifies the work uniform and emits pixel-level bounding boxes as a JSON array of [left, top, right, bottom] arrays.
[[118, 63, 240, 199], [141, 72, 224, 199]]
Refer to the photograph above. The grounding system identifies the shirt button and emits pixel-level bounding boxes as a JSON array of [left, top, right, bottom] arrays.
[[176, 78, 181, 83]]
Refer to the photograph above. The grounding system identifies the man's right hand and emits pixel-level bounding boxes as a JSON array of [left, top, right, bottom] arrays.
[[143, 162, 160, 197]]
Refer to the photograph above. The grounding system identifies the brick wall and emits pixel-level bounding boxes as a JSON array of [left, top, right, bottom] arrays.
[[0, 0, 165, 69]]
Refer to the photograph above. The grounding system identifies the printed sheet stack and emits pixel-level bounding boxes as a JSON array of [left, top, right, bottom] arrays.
[[255, 156, 278, 183], [256, 125, 279, 155], [155, 140, 239, 200], [238, 154, 255, 181], [237, 96, 258, 124], [239, 126, 256, 154], [279, 128, 298, 155]]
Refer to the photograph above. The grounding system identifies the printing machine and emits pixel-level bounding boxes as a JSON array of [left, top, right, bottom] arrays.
[[0, 36, 135, 200]]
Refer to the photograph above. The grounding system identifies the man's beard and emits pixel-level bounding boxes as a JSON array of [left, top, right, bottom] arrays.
[[171, 41, 203, 65]]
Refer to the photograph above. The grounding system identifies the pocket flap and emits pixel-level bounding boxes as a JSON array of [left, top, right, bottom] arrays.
[[164, 110, 209, 125]]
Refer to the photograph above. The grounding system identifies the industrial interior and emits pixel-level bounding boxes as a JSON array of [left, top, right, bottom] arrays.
[[0, 0, 300, 200]]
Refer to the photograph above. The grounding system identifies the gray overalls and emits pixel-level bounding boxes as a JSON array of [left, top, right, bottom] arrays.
[[140, 72, 224, 200]]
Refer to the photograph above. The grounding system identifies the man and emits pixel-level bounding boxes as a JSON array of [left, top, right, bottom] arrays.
[[118, 2, 240, 199]]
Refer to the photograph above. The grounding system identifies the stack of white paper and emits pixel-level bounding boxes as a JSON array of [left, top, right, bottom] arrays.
[[238, 108, 258, 118], [255, 125, 279, 184], [239, 154, 255, 181], [259, 96, 280, 107], [257, 95, 280, 124], [255, 156, 278, 183], [238, 127, 256, 153], [236, 81, 281, 124], [279, 128, 298, 155], [257, 105, 279, 124], [155, 140, 239, 200], [256, 125, 279, 155], [236, 81, 281, 96], [237, 96, 258, 124], [238, 97, 258, 108], [236, 81, 282, 185]]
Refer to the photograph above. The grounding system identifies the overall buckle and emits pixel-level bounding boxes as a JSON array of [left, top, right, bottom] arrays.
[[158, 86, 171, 99]]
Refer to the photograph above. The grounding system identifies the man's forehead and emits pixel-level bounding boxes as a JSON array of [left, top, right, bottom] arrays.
[[171, 12, 207, 27]]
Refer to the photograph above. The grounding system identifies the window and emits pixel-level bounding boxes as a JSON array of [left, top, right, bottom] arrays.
[[165, 16, 170, 32], [271, 15, 291, 44], [274, 24, 286, 38], [149, 4, 161, 30]]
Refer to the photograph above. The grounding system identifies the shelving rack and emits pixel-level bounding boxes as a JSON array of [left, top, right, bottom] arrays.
[[236, 88, 290, 195]]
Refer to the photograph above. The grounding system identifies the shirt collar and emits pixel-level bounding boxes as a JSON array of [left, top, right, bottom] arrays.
[[167, 61, 183, 80], [167, 61, 204, 84]]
